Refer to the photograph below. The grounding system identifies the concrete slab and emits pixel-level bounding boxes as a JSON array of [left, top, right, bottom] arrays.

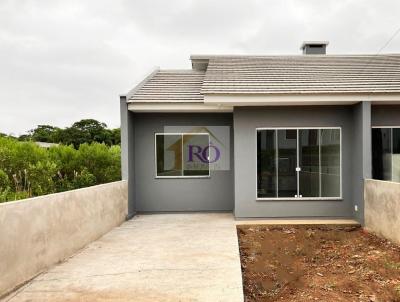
[[3, 213, 244, 302], [236, 218, 360, 226]]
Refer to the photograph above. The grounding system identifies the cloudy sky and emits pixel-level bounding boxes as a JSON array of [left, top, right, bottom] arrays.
[[1, 0, 400, 135]]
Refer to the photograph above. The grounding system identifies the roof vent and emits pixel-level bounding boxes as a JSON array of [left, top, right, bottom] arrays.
[[300, 41, 329, 55]]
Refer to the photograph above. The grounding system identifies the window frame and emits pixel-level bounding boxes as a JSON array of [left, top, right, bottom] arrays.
[[154, 132, 211, 179], [255, 127, 343, 201], [372, 126, 400, 182]]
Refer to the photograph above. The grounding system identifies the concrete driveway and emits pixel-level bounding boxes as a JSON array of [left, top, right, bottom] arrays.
[[3, 213, 244, 302]]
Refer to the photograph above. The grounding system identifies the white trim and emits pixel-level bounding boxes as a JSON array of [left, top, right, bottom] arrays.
[[128, 103, 233, 112], [372, 126, 400, 128], [256, 127, 342, 130], [255, 127, 342, 200], [154, 133, 211, 179], [204, 94, 400, 106], [256, 197, 343, 201]]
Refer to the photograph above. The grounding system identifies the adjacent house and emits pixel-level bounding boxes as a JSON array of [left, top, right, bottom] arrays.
[[120, 41, 400, 224]]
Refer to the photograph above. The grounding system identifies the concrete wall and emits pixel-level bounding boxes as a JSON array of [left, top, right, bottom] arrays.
[[233, 105, 362, 218], [133, 113, 234, 212], [0, 181, 128, 297], [364, 179, 400, 244]]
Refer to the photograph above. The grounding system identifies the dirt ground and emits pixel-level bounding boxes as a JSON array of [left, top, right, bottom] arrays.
[[237, 225, 400, 302]]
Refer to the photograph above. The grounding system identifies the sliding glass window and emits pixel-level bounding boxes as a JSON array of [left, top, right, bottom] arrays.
[[257, 128, 341, 199], [372, 127, 400, 182], [155, 133, 210, 178]]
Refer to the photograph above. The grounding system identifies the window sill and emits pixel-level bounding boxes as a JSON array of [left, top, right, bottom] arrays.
[[155, 176, 211, 179], [256, 197, 343, 201]]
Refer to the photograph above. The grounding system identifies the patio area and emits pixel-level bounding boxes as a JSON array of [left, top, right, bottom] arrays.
[[2, 213, 244, 302]]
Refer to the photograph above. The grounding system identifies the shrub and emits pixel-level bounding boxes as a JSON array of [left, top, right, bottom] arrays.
[[0, 136, 121, 202], [0, 169, 9, 190], [76, 143, 121, 184], [72, 169, 97, 189], [28, 161, 58, 196]]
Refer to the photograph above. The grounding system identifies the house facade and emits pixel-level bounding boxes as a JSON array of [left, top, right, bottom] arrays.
[[120, 42, 400, 224]]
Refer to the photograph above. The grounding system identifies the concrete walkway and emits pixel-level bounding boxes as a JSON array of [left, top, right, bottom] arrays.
[[3, 214, 244, 302]]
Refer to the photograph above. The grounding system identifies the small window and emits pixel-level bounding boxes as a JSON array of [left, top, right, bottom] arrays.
[[155, 133, 210, 178]]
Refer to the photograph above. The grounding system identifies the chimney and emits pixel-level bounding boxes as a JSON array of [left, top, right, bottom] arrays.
[[300, 41, 329, 55]]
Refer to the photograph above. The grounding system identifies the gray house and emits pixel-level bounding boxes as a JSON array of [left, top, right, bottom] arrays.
[[120, 42, 400, 224]]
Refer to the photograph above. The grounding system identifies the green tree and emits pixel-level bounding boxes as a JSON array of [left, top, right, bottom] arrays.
[[17, 119, 120, 147], [110, 128, 121, 145], [29, 125, 62, 143], [61, 119, 113, 147]]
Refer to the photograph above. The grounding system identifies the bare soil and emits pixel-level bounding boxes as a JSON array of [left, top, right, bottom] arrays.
[[237, 225, 400, 302]]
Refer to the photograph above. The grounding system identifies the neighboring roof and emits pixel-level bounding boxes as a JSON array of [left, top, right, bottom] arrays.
[[35, 142, 59, 148], [201, 55, 400, 94], [128, 70, 205, 103]]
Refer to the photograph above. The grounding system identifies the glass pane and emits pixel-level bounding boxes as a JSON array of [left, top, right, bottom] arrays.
[[372, 128, 392, 180], [277, 129, 297, 197], [392, 129, 400, 182], [257, 130, 277, 198], [320, 129, 340, 197], [156, 134, 182, 176], [183, 134, 210, 176], [299, 129, 320, 197]]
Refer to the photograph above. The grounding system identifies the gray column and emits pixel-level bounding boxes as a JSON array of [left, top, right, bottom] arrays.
[[120, 97, 129, 180], [120, 96, 135, 219], [352, 101, 371, 225]]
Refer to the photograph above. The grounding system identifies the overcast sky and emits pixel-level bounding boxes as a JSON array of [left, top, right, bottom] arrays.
[[1, 0, 400, 135]]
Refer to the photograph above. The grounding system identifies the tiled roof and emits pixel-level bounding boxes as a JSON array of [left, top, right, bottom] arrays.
[[201, 55, 400, 94], [128, 70, 204, 103], [128, 54, 400, 103]]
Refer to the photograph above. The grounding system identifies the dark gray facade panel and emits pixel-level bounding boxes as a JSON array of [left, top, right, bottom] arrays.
[[233, 106, 356, 218], [127, 110, 136, 218], [371, 105, 400, 126], [133, 113, 234, 212]]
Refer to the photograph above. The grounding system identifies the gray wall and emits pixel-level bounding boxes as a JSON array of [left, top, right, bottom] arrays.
[[352, 102, 371, 225], [233, 105, 362, 219], [120, 97, 136, 219], [133, 113, 234, 212], [371, 105, 400, 126]]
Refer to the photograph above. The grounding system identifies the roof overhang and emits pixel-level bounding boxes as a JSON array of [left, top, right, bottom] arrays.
[[128, 102, 233, 112], [203, 93, 400, 106]]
